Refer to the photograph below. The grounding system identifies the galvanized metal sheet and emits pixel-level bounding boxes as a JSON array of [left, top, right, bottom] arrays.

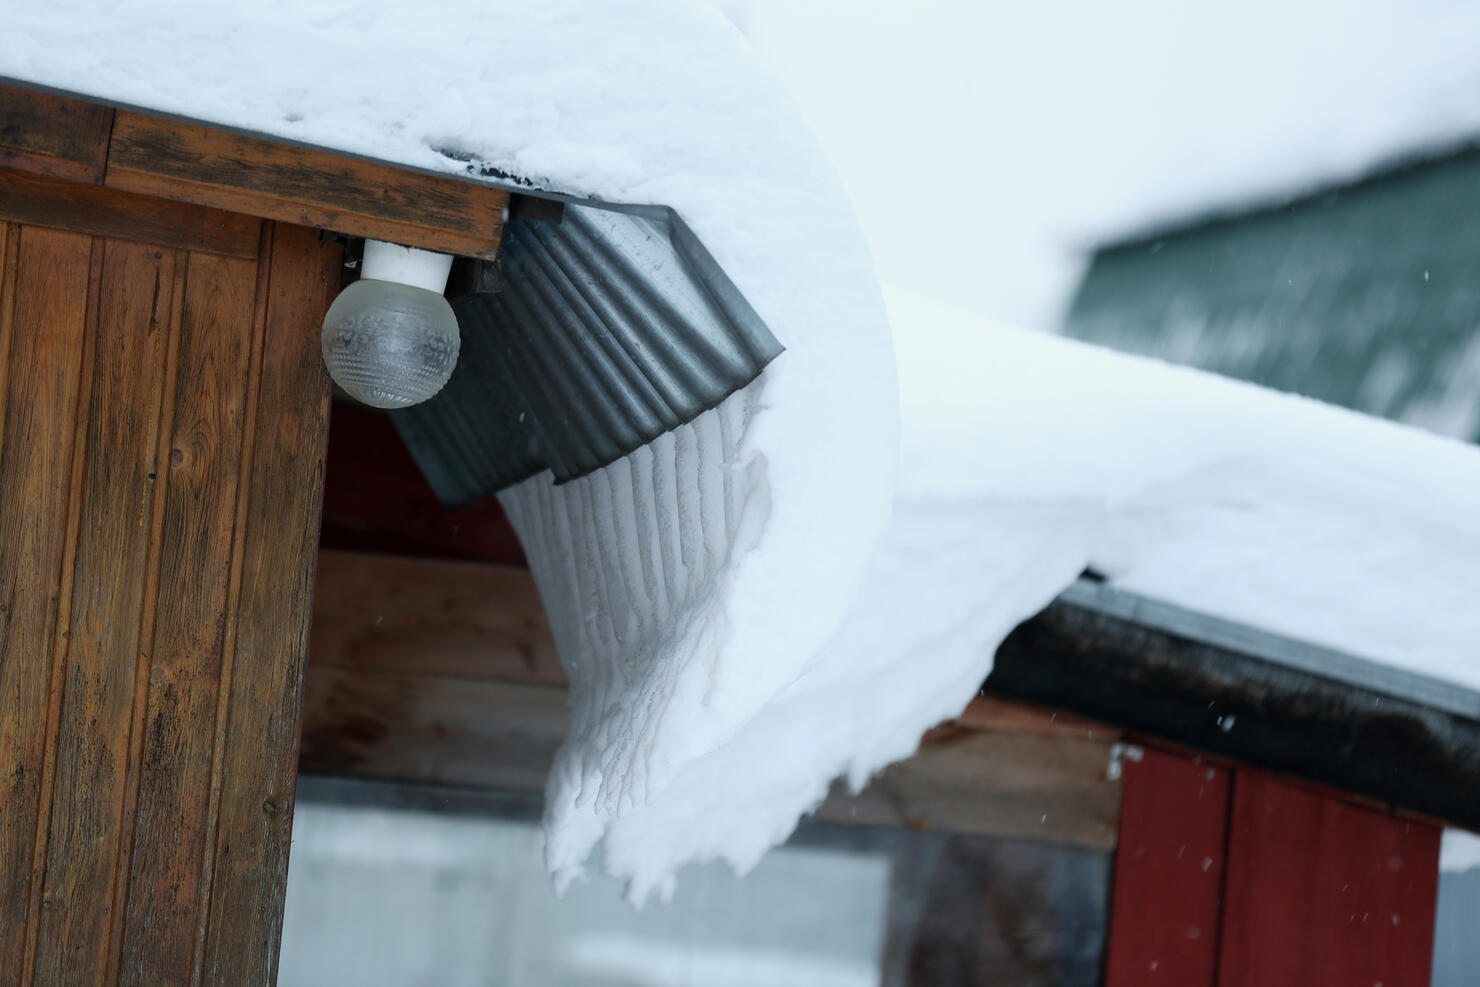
[[392, 200, 783, 506]]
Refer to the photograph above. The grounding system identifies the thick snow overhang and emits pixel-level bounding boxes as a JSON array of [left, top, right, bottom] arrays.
[[991, 579, 1480, 832]]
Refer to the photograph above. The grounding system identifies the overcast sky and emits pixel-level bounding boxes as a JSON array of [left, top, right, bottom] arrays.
[[716, 0, 1480, 330]]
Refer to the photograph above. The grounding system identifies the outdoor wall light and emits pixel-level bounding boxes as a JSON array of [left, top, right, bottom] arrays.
[[321, 240, 460, 408]]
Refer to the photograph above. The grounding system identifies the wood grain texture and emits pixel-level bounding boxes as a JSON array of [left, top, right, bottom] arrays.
[[1216, 770, 1441, 987], [0, 168, 260, 259], [198, 224, 336, 986], [1103, 746, 1231, 987], [31, 242, 174, 985], [815, 727, 1121, 849], [107, 112, 506, 259], [300, 669, 570, 793], [0, 212, 333, 985], [0, 227, 92, 983], [310, 550, 562, 685], [0, 84, 114, 183], [117, 249, 260, 987]]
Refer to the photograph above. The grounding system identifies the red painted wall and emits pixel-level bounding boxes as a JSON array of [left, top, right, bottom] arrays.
[[1106, 743, 1441, 987]]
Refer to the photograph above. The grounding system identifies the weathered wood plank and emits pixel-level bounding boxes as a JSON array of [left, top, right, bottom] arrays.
[[952, 694, 1113, 739], [300, 669, 570, 793], [107, 112, 506, 260], [0, 226, 92, 980], [31, 241, 175, 984], [0, 223, 14, 493], [816, 728, 1121, 848], [199, 224, 336, 986], [117, 248, 261, 987], [310, 550, 563, 685], [0, 84, 114, 183], [107, 244, 188, 983], [0, 167, 260, 259]]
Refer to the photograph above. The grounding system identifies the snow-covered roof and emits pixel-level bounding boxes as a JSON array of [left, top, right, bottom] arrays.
[[9, 1, 1479, 899]]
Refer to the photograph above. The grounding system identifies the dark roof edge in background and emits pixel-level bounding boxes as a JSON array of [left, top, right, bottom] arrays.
[[989, 579, 1480, 831], [1098, 138, 1480, 252]]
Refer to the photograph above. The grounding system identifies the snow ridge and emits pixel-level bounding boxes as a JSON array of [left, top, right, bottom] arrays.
[[500, 383, 768, 892]]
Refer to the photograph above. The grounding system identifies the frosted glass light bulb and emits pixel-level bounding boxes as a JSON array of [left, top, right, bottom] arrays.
[[320, 242, 460, 409]]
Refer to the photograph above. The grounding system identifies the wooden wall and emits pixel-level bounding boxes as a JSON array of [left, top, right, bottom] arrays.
[[0, 184, 337, 985], [1104, 744, 1442, 986]]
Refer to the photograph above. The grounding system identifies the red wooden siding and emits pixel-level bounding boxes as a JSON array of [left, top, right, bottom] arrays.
[[1104, 747, 1230, 985], [1106, 743, 1442, 987]]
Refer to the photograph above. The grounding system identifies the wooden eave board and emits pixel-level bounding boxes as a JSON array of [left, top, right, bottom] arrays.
[[0, 81, 507, 259]]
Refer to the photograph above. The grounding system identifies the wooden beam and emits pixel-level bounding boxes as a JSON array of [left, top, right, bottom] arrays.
[[0, 82, 507, 259], [106, 111, 507, 259], [301, 550, 1123, 848], [310, 550, 560, 684], [0, 167, 262, 259], [0, 85, 114, 183]]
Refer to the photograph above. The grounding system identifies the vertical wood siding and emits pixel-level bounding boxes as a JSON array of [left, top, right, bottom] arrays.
[[1105, 743, 1442, 987], [0, 202, 336, 986]]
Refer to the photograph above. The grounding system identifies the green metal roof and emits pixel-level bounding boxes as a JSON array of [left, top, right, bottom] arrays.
[[1063, 147, 1480, 442]]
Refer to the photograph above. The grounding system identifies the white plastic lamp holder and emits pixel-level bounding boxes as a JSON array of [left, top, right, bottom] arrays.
[[321, 240, 460, 409]]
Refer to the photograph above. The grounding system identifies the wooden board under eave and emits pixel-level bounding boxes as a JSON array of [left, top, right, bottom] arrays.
[[106, 111, 507, 261], [0, 85, 113, 183], [0, 82, 508, 262], [0, 174, 335, 986]]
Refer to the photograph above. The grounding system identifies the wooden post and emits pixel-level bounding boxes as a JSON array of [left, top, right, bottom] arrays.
[[0, 80, 510, 984], [0, 176, 336, 985]]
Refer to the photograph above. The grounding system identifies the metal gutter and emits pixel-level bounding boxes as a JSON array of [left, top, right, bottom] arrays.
[[990, 578, 1480, 830]]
